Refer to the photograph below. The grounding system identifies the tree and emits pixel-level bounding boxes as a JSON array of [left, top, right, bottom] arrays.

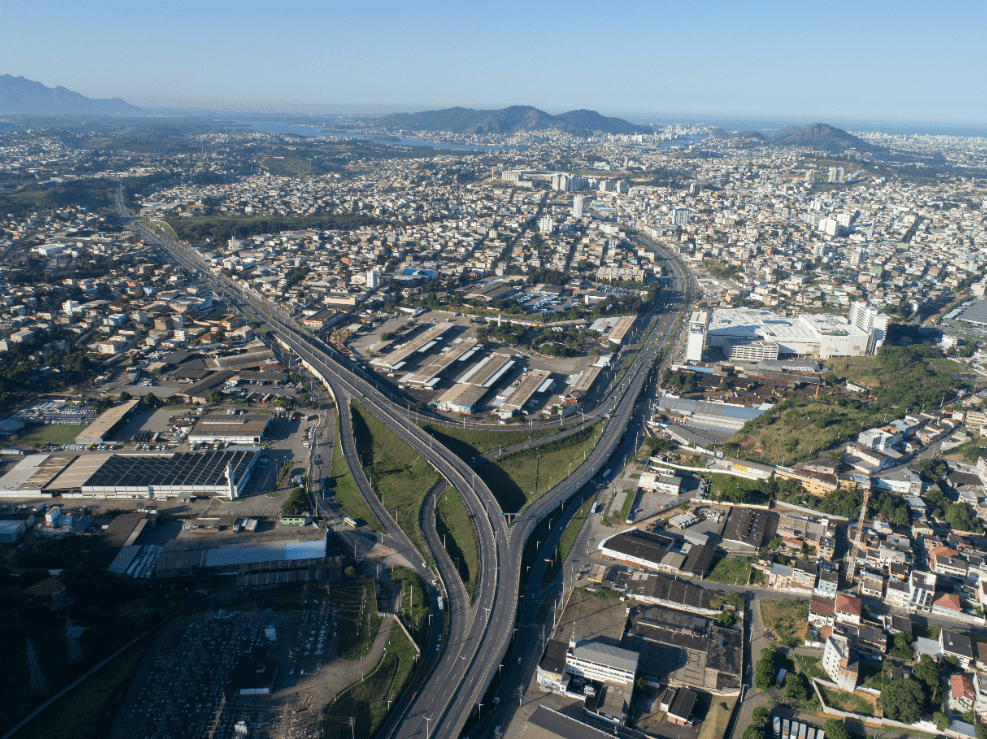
[[934, 712, 949, 731], [750, 706, 769, 730], [716, 611, 737, 628], [785, 671, 809, 703], [890, 632, 914, 660], [208, 389, 224, 404], [644, 436, 672, 452], [281, 487, 309, 517], [741, 727, 763, 739], [822, 720, 850, 739], [118, 390, 132, 401], [878, 678, 926, 723]]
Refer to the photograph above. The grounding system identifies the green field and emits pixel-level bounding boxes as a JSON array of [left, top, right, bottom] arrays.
[[434, 488, 479, 601], [542, 495, 594, 586], [477, 421, 605, 513], [352, 402, 441, 564], [13, 423, 88, 446], [706, 556, 754, 585], [390, 567, 431, 647], [336, 579, 382, 661], [329, 411, 383, 532], [11, 636, 151, 739], [167, 213, 378, 243], [417, 422, 566, 463], [322, 621, 417, 739]]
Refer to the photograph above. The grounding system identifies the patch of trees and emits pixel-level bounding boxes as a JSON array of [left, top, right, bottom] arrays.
[[168, 213, 380, 243], [281, 487, 310, 516]]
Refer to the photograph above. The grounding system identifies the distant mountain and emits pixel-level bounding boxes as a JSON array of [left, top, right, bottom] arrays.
[[0, 75, 143, 115], [374, 105, 650, 136], [731, 130, 767, 142], [769, 123, 880, 153]]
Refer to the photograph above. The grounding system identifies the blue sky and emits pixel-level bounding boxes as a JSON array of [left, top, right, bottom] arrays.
[[3, 0, 985, 124]]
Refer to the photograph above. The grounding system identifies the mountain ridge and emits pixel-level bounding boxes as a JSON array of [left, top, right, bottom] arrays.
[[0, 75, 143, 115], [373, 105, 650, 136]]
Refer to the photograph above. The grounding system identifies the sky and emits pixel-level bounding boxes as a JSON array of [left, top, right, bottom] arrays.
[[3, 0, 986, 126]]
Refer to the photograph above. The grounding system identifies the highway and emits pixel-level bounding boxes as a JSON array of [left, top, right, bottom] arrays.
[[116, 187, 690, 739]]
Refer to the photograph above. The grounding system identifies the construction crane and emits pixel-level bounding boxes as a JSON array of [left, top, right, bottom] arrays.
[[846, 486, 872, 586]]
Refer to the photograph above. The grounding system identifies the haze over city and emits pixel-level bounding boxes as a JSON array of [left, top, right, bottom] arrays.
[[2, 0, 986, 128]]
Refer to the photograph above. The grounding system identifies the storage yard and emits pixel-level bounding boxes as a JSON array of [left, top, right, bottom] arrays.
[[110, 601, 345, 739]]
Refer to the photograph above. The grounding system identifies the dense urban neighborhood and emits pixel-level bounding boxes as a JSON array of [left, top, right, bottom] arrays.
[[1, 112, 987, 739]]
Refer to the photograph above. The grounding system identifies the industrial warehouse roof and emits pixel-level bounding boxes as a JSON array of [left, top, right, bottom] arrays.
[[80, 450, 257, 490], [601, 529, 673, 566], [204, 539, 326, 567], [722, 508, 768, 548], [75, 399, 140, 445], [571, 641, 640, 675], [188, 413, 272, 440], [521, 707, 615, 739], [657, 395, 770, 422], [957, 300, 987, 326], [615, 571, 716, 610], [0, 454, 74, 493]]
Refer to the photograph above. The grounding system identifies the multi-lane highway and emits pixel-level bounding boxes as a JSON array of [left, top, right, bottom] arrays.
[[116, 187, 689, 739]]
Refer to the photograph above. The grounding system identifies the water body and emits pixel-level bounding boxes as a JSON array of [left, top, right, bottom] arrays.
[[225, 119, 521, 150]]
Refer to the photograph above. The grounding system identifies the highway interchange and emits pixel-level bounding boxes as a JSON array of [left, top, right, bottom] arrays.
[[115, 186, 692, 739]]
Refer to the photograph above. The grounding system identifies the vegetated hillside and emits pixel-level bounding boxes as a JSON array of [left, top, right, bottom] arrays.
[[727, 344, 968, 465], [375, 105, 649, 136], [0, 75, 143, 115], [769, 122, 882, 153]]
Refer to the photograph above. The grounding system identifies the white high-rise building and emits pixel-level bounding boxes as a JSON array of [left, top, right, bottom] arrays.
[[538, 216, 555, 234], [685, 311, 709, 362], [573, 196, 584, 218], [849, 247, 866, 267], [366, 268, 380, 290], [671, 208, 691, 225], [847, 301, 891, 354]]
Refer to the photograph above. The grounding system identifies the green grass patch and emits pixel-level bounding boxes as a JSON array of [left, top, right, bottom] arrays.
[[434, 488, 479, 601], [322, 620, 417, 739], [477, 420, 605, 513], [390, 567, 431, 647], [794, 654, 828, 681], [11, 636, 151, 739], [706, 556, 753, 585], [13, 423, 88, 446], [329, 411, 383, 532], [417, 421, 562, 463], [352, 402, 441, 563], [760, 599, 810, 646], [336, 579, 382, 661], [167, 213, 379, 243], [818, 684, 877, 716], [542, 495, 594, 587]]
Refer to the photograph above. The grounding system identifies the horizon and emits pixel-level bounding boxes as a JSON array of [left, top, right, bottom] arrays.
[[1, 0, 984, 130]]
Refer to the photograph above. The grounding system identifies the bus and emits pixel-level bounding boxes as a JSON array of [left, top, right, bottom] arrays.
[[603, 469, 612, 479], [437, 596, 444, 612], [343, 516, 357, 528]]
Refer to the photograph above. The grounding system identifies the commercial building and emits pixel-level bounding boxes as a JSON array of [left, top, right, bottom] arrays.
[[722, 507, 768, 549], [690, 308, 871, 361], [566, 640, 639, 686], [847, 301, 891, 353], [519, 707, 614, 739], [598, 529, 713, 578], [187, 413, 272, 445]]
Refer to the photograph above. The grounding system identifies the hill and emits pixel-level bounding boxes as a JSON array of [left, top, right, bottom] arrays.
[[769, 122, 880, 153], [0, 75, 143, 115], [374, 105, 649, 136]]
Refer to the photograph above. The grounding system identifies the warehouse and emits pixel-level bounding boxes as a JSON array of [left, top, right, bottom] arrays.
[[598, 528, 713, 578], [57, 449, 260, 499], [434, 382, 489, 414], [188, 413, 272, 444], [75, 399, 140, 445]]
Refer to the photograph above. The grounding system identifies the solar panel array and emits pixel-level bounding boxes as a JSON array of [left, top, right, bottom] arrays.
[[83, 451, 256, 489]]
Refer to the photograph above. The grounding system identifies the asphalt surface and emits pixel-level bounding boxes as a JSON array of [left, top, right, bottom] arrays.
[[117, 187, 690, 739]]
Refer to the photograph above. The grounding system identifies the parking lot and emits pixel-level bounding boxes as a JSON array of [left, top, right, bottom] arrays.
[[109, 598, 348, 739]]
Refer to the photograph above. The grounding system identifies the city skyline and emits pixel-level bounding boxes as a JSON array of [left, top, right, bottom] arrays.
[[2, 0, 985, 125]]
